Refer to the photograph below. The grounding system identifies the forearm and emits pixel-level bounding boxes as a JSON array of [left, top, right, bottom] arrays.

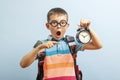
[[20, 45, 44, 68], [20, 41, 58, 68], [89, 27, 103, 49]]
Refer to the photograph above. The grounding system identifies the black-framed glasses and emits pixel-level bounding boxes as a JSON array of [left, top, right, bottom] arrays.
[[49, 20, 68, 27]]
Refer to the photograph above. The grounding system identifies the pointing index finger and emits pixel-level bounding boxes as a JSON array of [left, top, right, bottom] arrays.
[[52, 41, 59, 45]]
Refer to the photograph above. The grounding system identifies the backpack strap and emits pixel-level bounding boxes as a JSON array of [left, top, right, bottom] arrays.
[[65, 35, 82, 80], [33, 40, 43, 48], [33, 40, 45, 80], [65, 35, 77, 54]]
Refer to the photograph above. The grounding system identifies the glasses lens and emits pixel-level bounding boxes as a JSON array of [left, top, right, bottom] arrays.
[[60, 20, 67, 27], [49, 20, 58, 27]]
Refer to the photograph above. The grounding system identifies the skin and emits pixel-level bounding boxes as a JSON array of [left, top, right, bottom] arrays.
[[20, 14, 102, 68]]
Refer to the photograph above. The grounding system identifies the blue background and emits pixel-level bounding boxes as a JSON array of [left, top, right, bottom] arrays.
[[0, 0, 120, 80]]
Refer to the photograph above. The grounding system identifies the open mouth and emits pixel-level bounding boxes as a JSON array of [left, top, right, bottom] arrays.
[[56, 31, 61, 36]]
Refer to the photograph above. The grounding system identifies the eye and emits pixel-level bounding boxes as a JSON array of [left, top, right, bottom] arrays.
[[60, 20, 67, 27], [51, 22, 57, 26], [49, 21, 58, 27]]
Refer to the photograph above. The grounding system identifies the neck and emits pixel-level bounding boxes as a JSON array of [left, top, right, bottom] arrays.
[[48, 35, 64, 41]]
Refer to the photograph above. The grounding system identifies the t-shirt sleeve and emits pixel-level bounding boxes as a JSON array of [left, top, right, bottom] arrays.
[[33, 40, 43, 48]]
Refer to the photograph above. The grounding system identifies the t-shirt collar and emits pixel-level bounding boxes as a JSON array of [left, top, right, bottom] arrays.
[[47, 35, 65, 42]]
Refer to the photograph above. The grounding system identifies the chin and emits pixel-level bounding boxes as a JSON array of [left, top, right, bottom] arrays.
[[55, 36, 62, 40], [55, 37, 62, 40]]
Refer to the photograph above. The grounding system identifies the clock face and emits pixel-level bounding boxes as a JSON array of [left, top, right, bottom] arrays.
[[78, 30, 91, 43]]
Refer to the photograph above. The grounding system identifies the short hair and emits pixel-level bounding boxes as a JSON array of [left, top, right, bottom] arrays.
[[47, 7, 68, 22]]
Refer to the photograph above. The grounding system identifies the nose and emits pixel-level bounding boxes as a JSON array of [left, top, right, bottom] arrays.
[[57, 23, 61, 28]]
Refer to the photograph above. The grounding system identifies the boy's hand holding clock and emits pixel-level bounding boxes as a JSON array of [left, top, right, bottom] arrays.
[[80, 18, 90, 28], [76, 19, 92, 44]]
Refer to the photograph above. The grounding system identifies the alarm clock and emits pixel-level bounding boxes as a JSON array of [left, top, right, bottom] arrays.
[[76, 27, 91, 44]]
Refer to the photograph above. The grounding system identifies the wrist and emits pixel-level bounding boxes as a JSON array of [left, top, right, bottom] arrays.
[[34, 44, 45, 57], [36, 44, 45, 51]]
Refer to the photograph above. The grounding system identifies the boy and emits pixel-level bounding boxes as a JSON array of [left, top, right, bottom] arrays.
[[20, 7, 102, 80]]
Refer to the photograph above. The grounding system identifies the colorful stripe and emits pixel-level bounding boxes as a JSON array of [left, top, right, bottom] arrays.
[[45, 49, 70, 56], [44, 62, 74, 70], [44, 76, 76, 80], [44, 67, 75, 79], [44, 54, 74, 64]]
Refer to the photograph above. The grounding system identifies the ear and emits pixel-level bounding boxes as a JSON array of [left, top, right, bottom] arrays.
[[66, 23, 70, 29], [46, 23, 50, 29]]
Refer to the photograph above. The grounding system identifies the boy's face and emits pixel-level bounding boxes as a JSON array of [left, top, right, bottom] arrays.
[[46, 14, 69, 40]]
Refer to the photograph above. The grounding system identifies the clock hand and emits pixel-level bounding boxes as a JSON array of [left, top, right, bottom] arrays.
[[85, 35, 88, 37], [80, 34, 85, 38]]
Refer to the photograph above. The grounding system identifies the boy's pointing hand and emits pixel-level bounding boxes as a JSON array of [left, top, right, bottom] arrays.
[[41, 41, 59, 48]]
